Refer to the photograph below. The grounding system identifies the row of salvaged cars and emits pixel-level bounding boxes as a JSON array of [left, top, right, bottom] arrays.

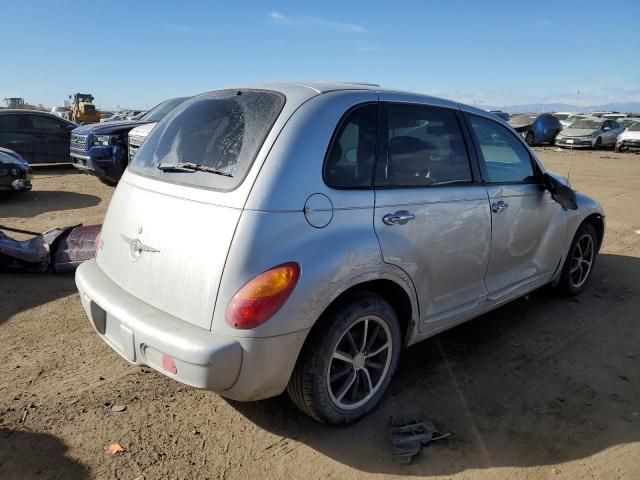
[[494, 110, 640, 150], [0, 97, 189, 190], [1, 94, 639, 192]]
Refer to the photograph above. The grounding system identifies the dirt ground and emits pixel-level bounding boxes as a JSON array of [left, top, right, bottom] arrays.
[[1, 149, 639, 480]]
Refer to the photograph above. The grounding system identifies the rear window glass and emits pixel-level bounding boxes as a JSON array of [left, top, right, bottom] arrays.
[[324, 103, 378, 188], [130, 89, 285, 190]]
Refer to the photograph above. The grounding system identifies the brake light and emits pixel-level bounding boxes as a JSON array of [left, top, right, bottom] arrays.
[[94, 229, 102, 249], [225, 262, 300, 329]]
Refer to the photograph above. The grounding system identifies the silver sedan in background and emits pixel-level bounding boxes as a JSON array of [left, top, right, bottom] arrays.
[[556, 117, 624, 148]]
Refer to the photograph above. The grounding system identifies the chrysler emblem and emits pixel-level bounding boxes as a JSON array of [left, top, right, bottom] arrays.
[[121, 234, 160, 261]]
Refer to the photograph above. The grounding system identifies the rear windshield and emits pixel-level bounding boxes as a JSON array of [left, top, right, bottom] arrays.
[[129, 89, 285, 190]]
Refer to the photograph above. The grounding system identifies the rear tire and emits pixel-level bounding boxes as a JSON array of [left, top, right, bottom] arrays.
[[287, 292, 401, 425], [525, 131, 535, 146], [557, 223, 598, 296]]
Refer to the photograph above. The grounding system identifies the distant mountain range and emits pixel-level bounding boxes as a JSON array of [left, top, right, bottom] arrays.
[[477, 102, 640, 114]]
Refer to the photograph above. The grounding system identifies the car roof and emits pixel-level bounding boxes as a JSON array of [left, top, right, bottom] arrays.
[[219, 80, 469, 113], [0, 109, 60, 116]]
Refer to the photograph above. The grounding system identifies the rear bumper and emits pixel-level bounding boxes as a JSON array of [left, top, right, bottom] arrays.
[[75, 260, 308, 400]]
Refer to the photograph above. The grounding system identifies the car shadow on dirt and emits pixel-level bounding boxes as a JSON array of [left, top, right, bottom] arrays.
[[0, 428, 89, 479], [0, 189, 101, 219], [229, 253, 639, 475], [0, 273, 77, 325]]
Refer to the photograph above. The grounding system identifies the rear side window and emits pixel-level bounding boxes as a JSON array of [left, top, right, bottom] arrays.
[[468, 114, 536, 183], [324, 103, 378, 188], [28, 115, 66, 130], [130, 89, 285, 190], [0, 115, 21, 129], [376, 104, 472, 187]]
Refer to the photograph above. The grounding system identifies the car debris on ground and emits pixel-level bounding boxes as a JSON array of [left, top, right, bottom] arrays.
[[389, 417, 451, 463], [0, 224, 100, 273]]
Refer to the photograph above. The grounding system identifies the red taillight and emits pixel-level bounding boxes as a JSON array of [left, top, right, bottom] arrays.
[[225, 262, 300, 329], [94, 229, 102, 249]]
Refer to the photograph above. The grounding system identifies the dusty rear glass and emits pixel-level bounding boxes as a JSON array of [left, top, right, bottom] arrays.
[[130, 89, 285, 190]]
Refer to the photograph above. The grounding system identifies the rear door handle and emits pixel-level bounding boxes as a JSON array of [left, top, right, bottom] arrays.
[[383, 210, 415, 225], [491, 201, 509, 213]]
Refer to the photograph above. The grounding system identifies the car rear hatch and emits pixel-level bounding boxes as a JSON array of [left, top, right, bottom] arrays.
[[95, 89, 289, 330]]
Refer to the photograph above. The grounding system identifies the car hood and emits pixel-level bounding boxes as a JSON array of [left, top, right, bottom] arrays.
[[128, 122, 157, 139], [0, 147, 30, 168], [509, 120, 534, 128], [559, 128, 596, 137], [0, 152, 31, 171], [72, 119, 153, 135], [619, 130, 640, 140]]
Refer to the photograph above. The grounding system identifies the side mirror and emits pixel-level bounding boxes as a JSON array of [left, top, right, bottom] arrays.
[[543, 173, 577, 210]]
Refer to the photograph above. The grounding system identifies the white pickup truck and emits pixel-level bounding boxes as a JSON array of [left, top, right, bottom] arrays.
[[127, 122, 156, 162]]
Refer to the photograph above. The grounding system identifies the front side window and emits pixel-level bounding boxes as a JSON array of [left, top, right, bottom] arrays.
[[130, 89, 285, 190], [376, 104, 472, 187], [324, 103, 378, 188], [468, 114, 537, 183]]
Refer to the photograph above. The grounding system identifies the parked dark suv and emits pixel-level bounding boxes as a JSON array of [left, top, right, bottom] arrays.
[[0, 110, 77, 164], [70, 97, 189, 185]]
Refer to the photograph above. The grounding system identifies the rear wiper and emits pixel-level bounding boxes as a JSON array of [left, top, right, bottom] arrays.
[[157, 162, 232, 177]]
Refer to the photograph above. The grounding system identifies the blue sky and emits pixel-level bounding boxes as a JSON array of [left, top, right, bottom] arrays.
[[1, 0, 639, 109]]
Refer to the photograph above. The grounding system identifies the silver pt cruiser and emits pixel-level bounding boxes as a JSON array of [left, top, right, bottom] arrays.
[[76, 82, 605, 425]]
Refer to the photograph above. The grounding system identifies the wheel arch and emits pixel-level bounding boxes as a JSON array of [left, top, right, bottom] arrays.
[[582, 212, 605, 251], [305, 277, 418, 350]]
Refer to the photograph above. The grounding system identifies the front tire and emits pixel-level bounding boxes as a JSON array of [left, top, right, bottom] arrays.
[[287, 292, 401, 425], [558, 223, 598, 296], [594, 137, 602, 149]]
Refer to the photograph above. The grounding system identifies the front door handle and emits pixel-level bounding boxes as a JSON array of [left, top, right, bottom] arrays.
[[491, 200, 509, 213], [383, 210, 415, 225]]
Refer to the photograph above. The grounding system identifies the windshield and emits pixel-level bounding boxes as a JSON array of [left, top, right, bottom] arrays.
[[554, 113, 570, 120], [140, 97, 190, 123], [130, 89, 286, 190], [628, 122, 640, 132], [569, 119, 601, 130], [619, 119, 640, 129]]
